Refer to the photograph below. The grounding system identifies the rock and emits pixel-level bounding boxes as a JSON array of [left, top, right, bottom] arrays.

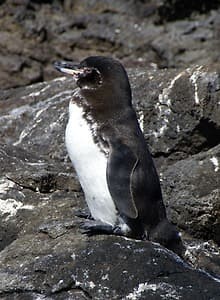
[[0, 1, 220, 88], [131, 65, 220, 165], [1, 65, 220, 164], [156, 0, 220, 22], [0, 66, 220, 297], [0, 234, 220, 299], [0, 78, 72, 159], [161, 144, 220, 245], [185, 237, 220, 280]]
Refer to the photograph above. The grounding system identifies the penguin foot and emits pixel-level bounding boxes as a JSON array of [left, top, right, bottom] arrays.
[[75, 208, 93, 220], [80, 220, 115, 236]]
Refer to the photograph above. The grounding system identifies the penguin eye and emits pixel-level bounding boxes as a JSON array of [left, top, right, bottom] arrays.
[[79, 67, 94, 76], [78, 68, 102, 89]]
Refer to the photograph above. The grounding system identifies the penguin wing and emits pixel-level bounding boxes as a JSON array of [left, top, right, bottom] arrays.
[[106, 142, 139, 219]]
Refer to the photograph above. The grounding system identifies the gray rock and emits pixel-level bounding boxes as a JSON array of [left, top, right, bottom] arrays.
[[0, 234, 220, 299], [131, 65, 220, 165], [161, 144, 220, 244], [156, 0, 220, 22], [0, 1, 220, 88], [185, 238, 220, 281], [1, 65, 220, 163], [0, 66, 220, 298]]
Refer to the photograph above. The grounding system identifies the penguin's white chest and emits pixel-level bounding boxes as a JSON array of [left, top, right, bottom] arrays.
[[65, 101, 117, 225]]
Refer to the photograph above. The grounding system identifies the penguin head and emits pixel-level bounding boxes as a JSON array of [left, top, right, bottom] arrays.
[[54, 56, 132, 106], [54, 59, 102, 90]]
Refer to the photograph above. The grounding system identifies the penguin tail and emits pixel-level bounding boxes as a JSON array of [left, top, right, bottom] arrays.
[[149, 219, 185, 257]]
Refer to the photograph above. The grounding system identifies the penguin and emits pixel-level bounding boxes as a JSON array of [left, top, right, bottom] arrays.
[[54, 56, 184, 256]]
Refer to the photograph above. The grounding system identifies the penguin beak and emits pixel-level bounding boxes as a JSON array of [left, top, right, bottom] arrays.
[[53, 61, 83, 78], [54, 61, 102, 87]]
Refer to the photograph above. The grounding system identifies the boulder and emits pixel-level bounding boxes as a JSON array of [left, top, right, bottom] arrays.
[[0, 66, 220, 298], [0, 235, 220, 299], [161, 144, 220, 245]]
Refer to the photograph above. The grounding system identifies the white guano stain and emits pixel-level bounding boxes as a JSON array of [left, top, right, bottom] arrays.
[[101, 274, 109, 281], [210, 156, 219, 172], [88, 281, 96, 289], [24, 84, 52, 98], [125, 282, 181, 300], [33, 295, 47, 300], [189, 67, 203, 105], [71, 252, 76, 260], [0, 178, 15, 194], [74, 279, 82, 287], [13, 90, 73, 146], [137, 110, 144, 133], [125, 282, 155, 299], [13, 106, 48, 146], [0, 105, 32, 122], [0, 198, 34, 220], [153, 72, 184, 138], [185, 242, 218, 262], [53, 76, 67, 82], [185, 241, 220, 283]]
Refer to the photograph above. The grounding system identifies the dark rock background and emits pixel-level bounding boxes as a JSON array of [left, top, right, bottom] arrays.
[[0, 1, 220, 299], [1, 0, 220, 89]]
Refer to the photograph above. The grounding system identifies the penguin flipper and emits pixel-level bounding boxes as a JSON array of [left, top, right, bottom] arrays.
[[107, 142, 138, 219]]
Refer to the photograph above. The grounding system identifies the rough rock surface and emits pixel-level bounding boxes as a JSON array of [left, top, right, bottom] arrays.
[[0, 236, 220, 299], [1, 0, 220, 89], [0, 66, 220, 298], [162, 144, 220, 244]]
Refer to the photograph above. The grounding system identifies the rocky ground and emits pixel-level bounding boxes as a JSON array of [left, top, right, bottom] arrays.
[[0, 0, 220, 299], [1, 0, 220, 89]]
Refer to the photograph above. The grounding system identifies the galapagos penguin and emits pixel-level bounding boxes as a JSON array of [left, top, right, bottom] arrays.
[[54, 56, 184, 256]]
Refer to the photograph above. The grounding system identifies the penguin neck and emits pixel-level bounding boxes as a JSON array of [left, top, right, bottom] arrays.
[[78, 88, 132, 124]]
